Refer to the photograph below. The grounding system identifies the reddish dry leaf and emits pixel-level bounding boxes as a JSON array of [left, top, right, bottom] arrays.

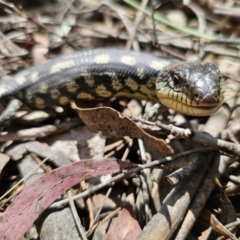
[[104, 208, 142, 240], [0, 159, 136, 240], [75, 106, 172, 155]]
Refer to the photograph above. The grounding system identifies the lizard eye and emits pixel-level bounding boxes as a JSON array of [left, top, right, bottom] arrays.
[[172, 75, 180, 86]]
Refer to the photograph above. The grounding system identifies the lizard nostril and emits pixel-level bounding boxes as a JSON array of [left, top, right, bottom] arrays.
[[193, 89, 204, 102], [194, 93, 200, 100]]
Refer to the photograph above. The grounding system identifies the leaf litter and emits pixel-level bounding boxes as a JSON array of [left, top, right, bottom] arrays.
[[0, 0, 240, 239]]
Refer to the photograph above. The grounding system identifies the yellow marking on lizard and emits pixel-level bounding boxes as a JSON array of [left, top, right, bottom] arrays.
[[114, 91, 146, 100], [39, 83, 48, 93], [111, 79, 123, 91], [35, 98, 45, 108], [105, 71, 123, 91], [94, 54, 110, 64], [95, 85, 112, 98], [66, 80, 79, 93], [125, 78, 138, 91], [120, 56, 136, 65], [137, 67, 145, 80], [50, 60, 75, 74], [59, 96, 69, 105], [16, 76, 27, 85], [140, 85, 157, 101], [146, 77, 157, 88], [149, 60, 170, 71], [77, 92, 94, 100], [30, 71, 39, 82], [25, 89, 33, 103], [83, 71, 95, 87], [50, 89, 61, 99]]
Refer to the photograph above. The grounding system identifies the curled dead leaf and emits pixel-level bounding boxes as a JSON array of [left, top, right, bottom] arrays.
[[73, 104, 173, 155]]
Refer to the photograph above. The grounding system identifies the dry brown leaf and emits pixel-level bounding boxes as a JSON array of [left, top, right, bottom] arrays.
[[74, 105, 172, 155]]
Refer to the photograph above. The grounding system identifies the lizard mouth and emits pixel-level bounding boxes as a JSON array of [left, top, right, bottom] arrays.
[[158, 97, 223, 116]]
